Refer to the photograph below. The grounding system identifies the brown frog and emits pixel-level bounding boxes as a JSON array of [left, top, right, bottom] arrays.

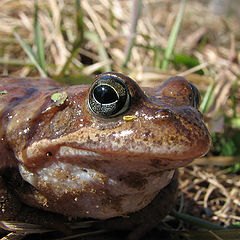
[[0, 72, 211, 239]]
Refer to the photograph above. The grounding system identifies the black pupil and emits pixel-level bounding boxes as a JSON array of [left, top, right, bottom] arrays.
[[93, 85, 119, 104]]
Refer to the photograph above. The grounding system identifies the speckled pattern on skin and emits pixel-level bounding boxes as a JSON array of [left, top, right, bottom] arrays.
[[0, 72, 211, 235]]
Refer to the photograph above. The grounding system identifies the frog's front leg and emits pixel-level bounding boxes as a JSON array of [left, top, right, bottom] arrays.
[[0, 175, 22, 239], [0, 176, 21, 222], [0, 175, 70, 237]]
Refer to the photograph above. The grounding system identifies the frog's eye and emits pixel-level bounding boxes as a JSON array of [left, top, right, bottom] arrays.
[[189, 82, 200, 108], [87, 75, 131, 118]]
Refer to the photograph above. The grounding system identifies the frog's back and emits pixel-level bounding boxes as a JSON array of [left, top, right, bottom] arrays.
[[0, 77, 60, 113], [0, 76, 60, 88]]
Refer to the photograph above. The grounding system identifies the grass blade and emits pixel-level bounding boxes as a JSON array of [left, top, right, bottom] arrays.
[[75, 0, 84, 41], [84, 31, 111, 72], [171, 210, 224, 230], [123, 0, 142, 68], [228, 117, 240, 128], [0, 221, 53, 234], [34, 1, 47, 74], [200, 80, 215, 114], [161, 0, 186, 70], [13, 32, 47, 77], [230, 79, 238, 118], [180, 229, 240, 240], [58, 0, 85, 77]]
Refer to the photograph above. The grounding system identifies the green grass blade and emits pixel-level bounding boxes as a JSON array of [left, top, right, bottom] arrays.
[[199, 80, 215, 114], [58, 0, 85, 77], [180, 229, 240, 240], [122, 0, 142, 68], [14, 32, 47, 77], [85, 31, 111, 72], [75, 0, 84, 41], [171, 210, 224, 230], [34, 1, 47, 74], [228, 117, 240, 128], [161, 0, 186, 70], [230, 79, 238, 118], [0, 57, 34, 67]]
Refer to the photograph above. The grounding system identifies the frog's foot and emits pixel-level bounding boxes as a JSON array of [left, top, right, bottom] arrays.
[[94, 171, 178, 240], [0, 176, 21, 221]]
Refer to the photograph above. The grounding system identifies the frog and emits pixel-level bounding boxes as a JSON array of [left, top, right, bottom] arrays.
[[0, 72, 211, 239]]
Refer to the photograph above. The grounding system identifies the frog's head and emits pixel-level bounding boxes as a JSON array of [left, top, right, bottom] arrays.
[[18, 72, 211, 219], [20, 72, 211, 170], [83, 72, 211, 170]]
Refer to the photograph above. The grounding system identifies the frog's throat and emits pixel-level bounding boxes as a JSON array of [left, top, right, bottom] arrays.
[[19, 162, 175, 219]]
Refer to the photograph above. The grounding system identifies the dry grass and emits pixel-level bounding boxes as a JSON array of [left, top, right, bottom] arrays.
[[179, 166, 240, 226], [0, 1, 239, 117], [0, 0, 240, 239]]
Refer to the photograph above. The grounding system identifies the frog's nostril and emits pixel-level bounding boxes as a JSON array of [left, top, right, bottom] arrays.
[[46, 152, 52, 157]]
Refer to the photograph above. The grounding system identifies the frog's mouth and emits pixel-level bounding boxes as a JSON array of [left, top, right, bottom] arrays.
[[21, 140, 196, 171]]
